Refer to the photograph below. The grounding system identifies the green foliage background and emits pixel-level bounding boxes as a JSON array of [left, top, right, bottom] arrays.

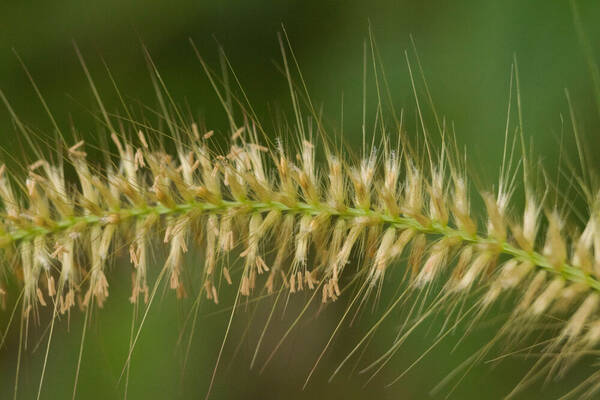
[[1, 1, 600, 399]]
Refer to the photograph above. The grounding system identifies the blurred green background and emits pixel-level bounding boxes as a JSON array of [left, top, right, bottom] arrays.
[[1, 1, 600, 399]]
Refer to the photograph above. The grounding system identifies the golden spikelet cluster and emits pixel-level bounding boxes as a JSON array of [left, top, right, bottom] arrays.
[[1, 103, 600, 396], [0, 41, 600, 393]]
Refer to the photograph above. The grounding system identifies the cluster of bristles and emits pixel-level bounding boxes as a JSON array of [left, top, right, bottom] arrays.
[[1, 122, 600, 387]]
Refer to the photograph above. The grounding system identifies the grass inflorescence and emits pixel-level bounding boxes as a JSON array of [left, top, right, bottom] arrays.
[[1, 37, 600, 399]]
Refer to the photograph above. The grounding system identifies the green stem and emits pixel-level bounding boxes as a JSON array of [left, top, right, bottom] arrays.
[[4, 198, 598, 292]]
